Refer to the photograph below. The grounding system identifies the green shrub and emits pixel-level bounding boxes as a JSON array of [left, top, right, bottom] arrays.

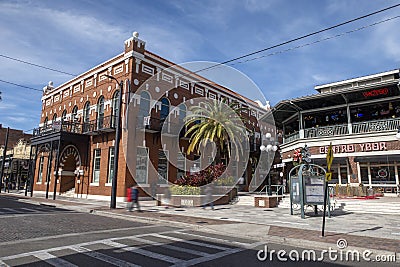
[[170, 185, 201, 195], [214, 176, 236, 186]]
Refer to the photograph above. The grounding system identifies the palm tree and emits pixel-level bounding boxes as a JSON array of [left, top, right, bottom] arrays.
[[184, 99, 249, 161]]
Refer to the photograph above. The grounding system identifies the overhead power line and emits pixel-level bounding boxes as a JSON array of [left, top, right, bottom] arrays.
[[192, 3, 400, 74], [0, 4, 399, 93], [230, 15, 400, 66], [0, 79, 42, 92], [0, 54, 77, 77]]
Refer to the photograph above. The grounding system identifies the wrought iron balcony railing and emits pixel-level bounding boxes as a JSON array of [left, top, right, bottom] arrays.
[[283, 117, 400, 144], [33, 115, 116, 137]]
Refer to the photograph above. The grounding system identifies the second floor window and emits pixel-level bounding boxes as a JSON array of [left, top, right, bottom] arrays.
[[97, 96, 104, 129]]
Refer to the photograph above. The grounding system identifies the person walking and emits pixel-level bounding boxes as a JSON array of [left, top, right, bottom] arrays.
[[129, 185, 142, 212]]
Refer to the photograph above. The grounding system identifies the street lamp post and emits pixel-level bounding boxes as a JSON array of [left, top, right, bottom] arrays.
[[260, 132, 278, 196], [396, 127, 400, 196], [106, 75, 123, 209]]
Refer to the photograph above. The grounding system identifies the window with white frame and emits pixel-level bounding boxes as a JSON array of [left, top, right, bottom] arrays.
[[107, 147, 115, 184], [92, 149, 101, 183], [176, 152, 186, 181], [158, 150, 168, 184], [135, 147, 148, 184], [37, 156, 44, 183]]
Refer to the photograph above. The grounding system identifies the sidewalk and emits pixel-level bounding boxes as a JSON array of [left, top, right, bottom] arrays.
[[3, 190, 400, 255]]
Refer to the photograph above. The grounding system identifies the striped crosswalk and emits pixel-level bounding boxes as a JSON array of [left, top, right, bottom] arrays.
[[0, 230, 262, 266], [0, 206, 69, 216]]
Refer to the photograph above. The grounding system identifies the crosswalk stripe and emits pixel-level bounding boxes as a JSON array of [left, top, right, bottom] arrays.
[[70, 246, 140, 267], [175, 232, 252, 247], [34, 252, 78, 267], [171, 247, 245, 267], [19, 208, 40, 212], [150, 233, 231, 251], [127, 236, 210, 257], [0, 259, 10, 267], [1, 208, 23, 213], [102, 240, 183, 264]]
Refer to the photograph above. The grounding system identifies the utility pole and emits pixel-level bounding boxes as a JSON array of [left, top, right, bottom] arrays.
[[105, 75, 124, 209], [0, 127, 10, 193]]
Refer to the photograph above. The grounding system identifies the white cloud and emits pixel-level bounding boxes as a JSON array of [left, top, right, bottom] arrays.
[[244, 0, 276, 12]]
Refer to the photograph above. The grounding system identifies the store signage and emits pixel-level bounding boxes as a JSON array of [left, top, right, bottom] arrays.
[[319, 142, 387, 154], [362, 88, 389, 98]]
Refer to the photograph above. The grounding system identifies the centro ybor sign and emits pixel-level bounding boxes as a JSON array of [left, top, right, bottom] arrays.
[[319, 142, 387, 154]]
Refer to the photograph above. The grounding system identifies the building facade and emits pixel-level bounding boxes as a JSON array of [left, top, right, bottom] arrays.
[[273, 69, 400, 194], [30, 32, 273, 200]]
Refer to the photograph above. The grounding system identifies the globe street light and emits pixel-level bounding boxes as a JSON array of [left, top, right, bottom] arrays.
[[260, 133, 278, 195]]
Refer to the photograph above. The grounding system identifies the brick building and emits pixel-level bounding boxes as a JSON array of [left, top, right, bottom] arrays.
[[273, 69, 400, 194], [30, 32, 273, 201]]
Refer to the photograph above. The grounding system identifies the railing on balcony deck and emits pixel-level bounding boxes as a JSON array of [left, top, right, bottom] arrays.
[[304, 124, 349, 138], [33, 121, 83, 137], [83, 115, 116, 134], [352, 118, 400, 134], [33, 115, 116, 137], [283, 117, 400, 144], [284, 131, 300, 143], [136, 116, 185, 136]]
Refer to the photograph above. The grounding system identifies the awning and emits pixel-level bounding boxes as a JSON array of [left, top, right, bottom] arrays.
[[354, 155, 400, 163]]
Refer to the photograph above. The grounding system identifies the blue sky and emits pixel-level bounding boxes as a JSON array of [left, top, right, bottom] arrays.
[[0, 0, 399, 132]]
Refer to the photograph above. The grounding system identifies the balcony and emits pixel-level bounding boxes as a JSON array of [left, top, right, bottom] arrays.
[[283, 117, 400, 144], [33, 115, 116, 137], [136, 116, 184, 136], [33, 121, 83, 137], [83, 115, 116, 135]]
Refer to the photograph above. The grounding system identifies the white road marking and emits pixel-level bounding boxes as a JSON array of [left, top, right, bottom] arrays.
[[1, 208, 23, 213], [175, 232, 252, 247], [34, 252, 78, 267], [0, 259, 10, 267], [0, 225, 159, 246], [1, 229, 261, 266], [150, 233, 232, 251], [102, 240, 183, 264], [20, 208, 41, 212], [70, 246, 140, 267], [128, 236, 210, 257]]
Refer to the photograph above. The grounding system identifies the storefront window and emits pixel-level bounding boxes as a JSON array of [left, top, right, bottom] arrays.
[[370, 166, 395, 184], [340, 166, 348, 184], [360, 166, 369, 184]]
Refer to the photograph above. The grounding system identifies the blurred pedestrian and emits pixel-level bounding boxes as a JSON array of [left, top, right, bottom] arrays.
[[128, 185, 142, 212]]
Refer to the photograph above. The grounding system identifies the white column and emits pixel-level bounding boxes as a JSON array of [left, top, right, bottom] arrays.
[[367, 162, 371, 186], [356, 162, 361, 183]]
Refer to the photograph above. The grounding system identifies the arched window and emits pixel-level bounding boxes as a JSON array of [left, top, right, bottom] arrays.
[[61, 110, 67, 122], [139, 92, 150, 116], [52, 114, 57, 123], [160, 98, 170, 123], [112, 90, 119, 128], [44, 117, 48, 127], [139, 92, 151, 128], [178, 103, 187, 136], [83, 101, 90, 132], [178, 103, 186, 123], [97, 96, 104, 129], [71, 106, 78, 122]]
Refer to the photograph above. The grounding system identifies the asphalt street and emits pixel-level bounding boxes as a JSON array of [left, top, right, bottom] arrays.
[[0, 195, 398, 266]]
